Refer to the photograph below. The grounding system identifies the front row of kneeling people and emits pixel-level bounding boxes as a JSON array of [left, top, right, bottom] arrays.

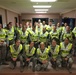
[[8, 37, 73, 72]]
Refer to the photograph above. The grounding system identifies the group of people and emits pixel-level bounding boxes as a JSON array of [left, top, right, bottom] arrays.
[[0, 20, 76, 72]]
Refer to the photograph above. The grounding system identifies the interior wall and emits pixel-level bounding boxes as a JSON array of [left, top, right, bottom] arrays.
[[7, 10, 19, 25], [62, 10, 76, 26], [0, 7, 19, 26], [62, 10, 76, 18], [0, 8, 6, 25], [21, 13, 60, 24]]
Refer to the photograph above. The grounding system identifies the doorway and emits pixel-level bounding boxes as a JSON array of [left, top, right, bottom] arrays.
[[14, 17, 18, 25], [0, 15, 2, 24]]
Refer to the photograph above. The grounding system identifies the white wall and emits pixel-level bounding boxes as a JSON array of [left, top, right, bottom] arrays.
[[21, 13, 60, 20]]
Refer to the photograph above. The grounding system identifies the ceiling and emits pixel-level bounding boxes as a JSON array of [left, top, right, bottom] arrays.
[[0, 0, 76, 14]]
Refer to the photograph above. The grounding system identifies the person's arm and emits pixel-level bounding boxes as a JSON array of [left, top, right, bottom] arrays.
[[60, 32, 64, 42], [48, 46, 51, 57]]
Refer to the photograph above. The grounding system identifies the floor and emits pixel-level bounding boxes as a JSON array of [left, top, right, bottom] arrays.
[[0, 64, 76, 75], [0, 57, 76, 75]]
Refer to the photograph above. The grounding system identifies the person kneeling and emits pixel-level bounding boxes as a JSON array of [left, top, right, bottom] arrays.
[[60, 37, 73, 72], [48, 39, 60, 70], [23, 41, 36, 71], [9, 39, 23, 72], [36, 42, 49, 71]]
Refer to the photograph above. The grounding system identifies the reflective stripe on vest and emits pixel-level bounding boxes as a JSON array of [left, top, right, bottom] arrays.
[[25, 45, 35, 57], [50, 31, 59, 39], [63, 32, 72, 41], [50, 45, 59, 58], [37, 48, 49, 61]]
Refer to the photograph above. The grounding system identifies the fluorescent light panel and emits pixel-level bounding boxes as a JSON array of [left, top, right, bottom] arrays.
[[31, 0, 57, 2], [33, 5, 51, 8], [36, 12, 47, 13], [35, 9, 48, 11]]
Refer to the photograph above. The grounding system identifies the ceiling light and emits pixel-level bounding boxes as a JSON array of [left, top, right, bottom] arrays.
[[33, 5, 51, 8], [31, 0, 57, 2], [35, 9, 48, 11], [36, 12, 47, 13], [36, 3, 38, 4]]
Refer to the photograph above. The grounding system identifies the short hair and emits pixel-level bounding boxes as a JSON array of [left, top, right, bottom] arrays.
[[51, 38, 57, 42], [15, 39, 20, 43], [29, 41, 34, 44], [9, 22, 12, 25]]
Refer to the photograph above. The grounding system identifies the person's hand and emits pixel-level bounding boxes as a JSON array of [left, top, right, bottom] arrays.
[[22, 41, 24, 43], [26, 58, 30, 62], [0, 41, 4, 44], [65, 57, 68, 61], [6, 44, 9, 47], [42, 60, 47, 64], [53, 58, 56, 61], [12, 58, 17, 61]]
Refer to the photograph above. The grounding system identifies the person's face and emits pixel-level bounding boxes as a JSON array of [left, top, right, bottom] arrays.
[[0, 24, 2, 30], [19, 24, 22, 28], [34, 22, 37, 26], [66, 26, 70, 32], [16, 40, 20, 47], [29, 22, 32, 27], [22, 26, 26, 31], [43, 21, 45, 25], [64, 38, 69, 45], [8, 24, 12, 29], [49, 22, 52, 26], [16, 23, 19, 27], [57, 23, 60, 27], [53, 26, 56, 31], [64, 23, 67, 27], [30, 42, 34, 48], [38, 19, 41, 23], [40, 43, 45, 50], [10, 22, 12, 26], [52, 40, 56, 47], [26, 22, 29, 27]]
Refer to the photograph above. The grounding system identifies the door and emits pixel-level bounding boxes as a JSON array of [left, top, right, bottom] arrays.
[[0, 15, 2, 24]]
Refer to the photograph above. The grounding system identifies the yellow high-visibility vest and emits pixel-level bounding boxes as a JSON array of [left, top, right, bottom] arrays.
[[60, 42, 72, 57], [24, 45, 36, 57], [37, 48, 49, 61], [48, 45, 60, 58], [0, 29, 6, 41], [10, 44, 22, 58]]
